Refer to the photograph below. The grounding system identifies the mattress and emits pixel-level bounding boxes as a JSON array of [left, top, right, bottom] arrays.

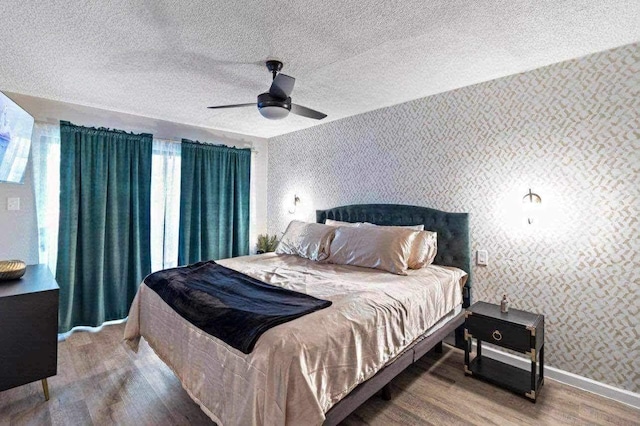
[[124, 253, 467, 426]]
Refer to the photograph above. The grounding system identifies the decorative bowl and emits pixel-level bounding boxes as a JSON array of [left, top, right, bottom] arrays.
[[0, 260, 26, 281]]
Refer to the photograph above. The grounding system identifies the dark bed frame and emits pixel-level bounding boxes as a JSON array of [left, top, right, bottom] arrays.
[[316, 204, 472, 425]]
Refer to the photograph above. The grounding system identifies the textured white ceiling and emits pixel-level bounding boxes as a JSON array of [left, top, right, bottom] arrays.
[[1, 0, 638, 138]]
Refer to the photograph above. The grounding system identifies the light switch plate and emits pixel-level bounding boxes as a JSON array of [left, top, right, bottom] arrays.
[[477, 249, 488, 266], [7, 197, 20, 211]]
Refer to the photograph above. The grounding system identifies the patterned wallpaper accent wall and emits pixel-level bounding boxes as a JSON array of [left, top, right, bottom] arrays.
[[267, 43, 640, 393]]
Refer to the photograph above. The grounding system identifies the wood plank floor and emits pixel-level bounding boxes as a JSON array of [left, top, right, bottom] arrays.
[[0, 323, 638, 425]]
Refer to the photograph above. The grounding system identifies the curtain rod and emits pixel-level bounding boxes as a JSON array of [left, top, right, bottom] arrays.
[[178, 138, 258, 153], [157, 137, 259, 153], [34, 120, 259, 154]]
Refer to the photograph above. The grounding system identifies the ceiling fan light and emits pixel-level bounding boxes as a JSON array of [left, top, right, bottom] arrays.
[[259, 105, 290, 120]]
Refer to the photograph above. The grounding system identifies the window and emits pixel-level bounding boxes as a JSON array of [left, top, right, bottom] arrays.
[[31, 123, 61, 275], [32, 126, 183, 274], [150, 139, 181, 271]]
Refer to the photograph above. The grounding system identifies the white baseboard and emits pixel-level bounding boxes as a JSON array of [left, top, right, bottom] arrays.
[[474, 343, 640, 409]]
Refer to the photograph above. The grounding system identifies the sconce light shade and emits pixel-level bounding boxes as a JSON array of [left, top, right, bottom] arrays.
[[522, 188, 542, 224], [288, 194, 300, 214]]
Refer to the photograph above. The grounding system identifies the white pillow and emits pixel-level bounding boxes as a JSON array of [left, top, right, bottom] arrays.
[[327, 226, 417, 275], [361, 222, 425, 231], [359, 223, 437, 269], [276, 221, 336, 261], [325, 219, 361, 227]]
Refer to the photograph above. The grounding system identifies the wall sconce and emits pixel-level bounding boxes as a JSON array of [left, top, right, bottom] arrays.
[[288, 194, 300, 214], [522, 188, 542, 224]]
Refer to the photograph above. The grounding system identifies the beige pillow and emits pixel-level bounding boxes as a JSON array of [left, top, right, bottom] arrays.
[[325, 219, 361, 227], [327, 226, 417, 275], [276, 221, 336, 261], [359, 223, 436, 269], [407, 231, 438, 268]]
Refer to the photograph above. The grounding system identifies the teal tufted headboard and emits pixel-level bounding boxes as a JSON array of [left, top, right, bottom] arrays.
[[316, 203, 472, 308]]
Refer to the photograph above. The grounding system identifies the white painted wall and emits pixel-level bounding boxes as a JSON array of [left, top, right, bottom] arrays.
[[0, 92, 269, 264], [0, 161, 39, 263]]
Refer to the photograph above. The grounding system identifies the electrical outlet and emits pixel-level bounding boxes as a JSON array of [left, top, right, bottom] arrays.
[[7, 197, 20, 211], [477, 249, 488, 266]]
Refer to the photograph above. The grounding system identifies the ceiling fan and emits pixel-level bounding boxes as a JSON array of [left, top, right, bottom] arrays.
[[208, 60, 327, 120]]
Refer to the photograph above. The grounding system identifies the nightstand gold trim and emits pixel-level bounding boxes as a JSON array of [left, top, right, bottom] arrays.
[[464, 365, 472, 375], [42, 379, 50, 401], [525, 390, 536, 399], [526, 325, 536, 337], [525, 349, 536, 362], [464, 328, 472, 340], [465, 311, 472, 319]]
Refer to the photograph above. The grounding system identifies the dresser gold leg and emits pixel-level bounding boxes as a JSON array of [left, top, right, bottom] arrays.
[[41, 379, 50, 401]]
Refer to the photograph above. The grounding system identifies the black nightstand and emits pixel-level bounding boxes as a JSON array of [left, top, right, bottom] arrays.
[[464, 301, 544, 402], [0, 265, 59, 400]]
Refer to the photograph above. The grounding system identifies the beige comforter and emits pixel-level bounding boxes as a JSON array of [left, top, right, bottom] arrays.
[[124, 253, 466, 425]]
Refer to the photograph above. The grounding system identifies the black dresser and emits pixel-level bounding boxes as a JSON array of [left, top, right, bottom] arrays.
[[0, 264, 59, 400], [464, 301, 544, 401]]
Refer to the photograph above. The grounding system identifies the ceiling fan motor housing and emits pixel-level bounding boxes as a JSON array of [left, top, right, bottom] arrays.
[[265, 60, 284, 74], [257, 92, 291, 119], [208, 60, 326, 120]]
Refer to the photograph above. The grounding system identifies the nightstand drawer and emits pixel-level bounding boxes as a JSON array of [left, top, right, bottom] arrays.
[[467, 315, 530, 353]]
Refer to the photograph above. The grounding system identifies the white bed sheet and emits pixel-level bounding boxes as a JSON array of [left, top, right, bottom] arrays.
[[124, 253, 466, 426]]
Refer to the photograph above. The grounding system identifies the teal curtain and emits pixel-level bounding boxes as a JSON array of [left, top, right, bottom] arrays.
[[178, 140, 251, 264], [57, 121, 152, 333]]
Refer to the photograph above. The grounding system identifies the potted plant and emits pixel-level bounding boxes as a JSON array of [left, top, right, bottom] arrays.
[[256, 234, 279, 254]]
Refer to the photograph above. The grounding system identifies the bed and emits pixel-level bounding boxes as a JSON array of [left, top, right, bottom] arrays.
[[124, 204, 472, 425]]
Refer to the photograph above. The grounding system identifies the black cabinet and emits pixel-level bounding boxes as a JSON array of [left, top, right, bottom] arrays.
[[464, 301, 544, 401], [0, 265, 59, 400]]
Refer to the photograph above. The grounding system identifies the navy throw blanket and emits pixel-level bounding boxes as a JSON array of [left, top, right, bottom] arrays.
[[144, 261, 332, 354]]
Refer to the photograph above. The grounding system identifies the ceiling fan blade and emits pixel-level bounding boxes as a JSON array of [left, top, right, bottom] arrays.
[[269, 74, 295, 99], [207, 103, 255, 109], [290, 103, 327, 120]]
